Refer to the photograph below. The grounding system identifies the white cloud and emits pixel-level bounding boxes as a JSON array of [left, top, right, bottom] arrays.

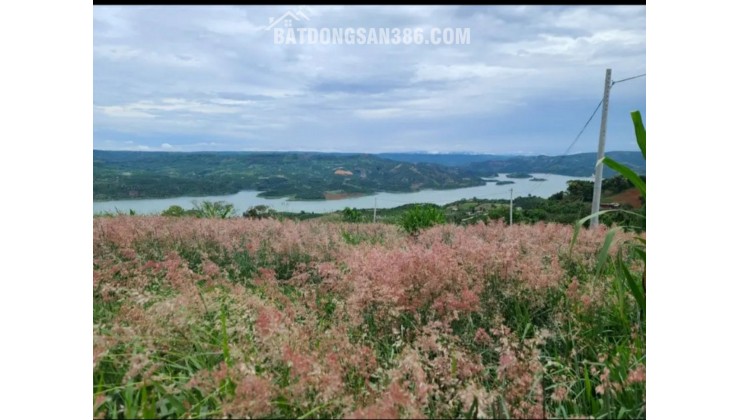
[[354, 107, 404, 119], [96, 98, 245, 117], [412, 64, 536, 83], [97, 106, 155, 119]]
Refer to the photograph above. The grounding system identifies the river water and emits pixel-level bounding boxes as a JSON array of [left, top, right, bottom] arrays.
[[93, 173, 592, 215]]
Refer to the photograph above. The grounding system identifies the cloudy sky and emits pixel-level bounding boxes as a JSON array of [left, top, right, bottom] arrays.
[[93, 5, 645, 154]]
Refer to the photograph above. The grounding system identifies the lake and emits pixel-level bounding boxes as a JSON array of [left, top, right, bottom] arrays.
[[93, 173, 593, 215]]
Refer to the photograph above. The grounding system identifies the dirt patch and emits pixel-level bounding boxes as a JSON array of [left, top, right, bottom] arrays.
[[605, 188, 643, 208]]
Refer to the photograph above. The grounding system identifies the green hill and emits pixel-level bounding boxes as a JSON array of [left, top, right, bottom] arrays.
[[93, 151, 484, 200], [464, 151, 645, 177]]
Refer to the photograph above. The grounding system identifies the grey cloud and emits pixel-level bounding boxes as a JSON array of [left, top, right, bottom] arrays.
[[94, 5, 645, 154]]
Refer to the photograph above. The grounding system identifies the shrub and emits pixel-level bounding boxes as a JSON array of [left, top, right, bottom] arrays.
[[243, 205, 277, 220], [192, 200, 235, 219], [342, 207, 363, 223], [399, 204, 446, 235], [161, 205, 187, 217]]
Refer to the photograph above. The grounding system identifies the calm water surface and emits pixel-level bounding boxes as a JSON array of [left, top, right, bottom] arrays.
[[93, 173, 593, 215]]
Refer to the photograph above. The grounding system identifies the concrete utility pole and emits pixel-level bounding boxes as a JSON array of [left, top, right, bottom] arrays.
[[590, 68, 612, 229], [509, 188, 514, 226], [373, 197, 377, 223]]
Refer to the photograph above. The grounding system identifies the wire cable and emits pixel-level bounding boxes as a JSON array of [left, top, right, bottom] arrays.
[[521, 98, 603, 197], [521, 72, 645, 198], [611, 73, 646, 86], [358, 73, 645, 208]]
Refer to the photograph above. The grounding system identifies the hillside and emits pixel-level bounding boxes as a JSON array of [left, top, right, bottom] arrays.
[[604, 187, 643, 208], [377, 153, 511, 167], [94, 150, 645, 201], [464, 151, 645, 177], [93, 151, 484, 201]]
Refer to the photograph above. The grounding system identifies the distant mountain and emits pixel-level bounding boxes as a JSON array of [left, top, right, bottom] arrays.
[[377, 153, 511, 167], [463, 152, 645, 178], [93, 150, 485, 201], [94, 150, 645, 201]]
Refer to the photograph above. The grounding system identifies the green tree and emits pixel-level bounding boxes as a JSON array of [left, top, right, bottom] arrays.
[[487, 205, 508, 221], [548, 191, 565, 201], [192, 200, 235, 219], [488, 204, 523, 223], [603, 175, 634, 195], [524, 208, 548, 223], [243, 205, 276, 219], [565, 180, 594, 202], [161, 205, 186, 217], [400, 204, 446, 235], [342, 207, 363, 223]]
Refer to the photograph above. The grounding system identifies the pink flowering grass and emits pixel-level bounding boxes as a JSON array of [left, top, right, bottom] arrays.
[[94, 216, 645, 419]]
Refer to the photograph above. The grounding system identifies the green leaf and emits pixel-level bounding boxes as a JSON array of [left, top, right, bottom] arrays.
[[568, 209, 620, 257], [499, 395, 511, 419], [220, 303, 231, 367], [631, 111, 646, 159], [619, 256, 646, 316], [298, 402, 332, 419], [584, 367, 595, 412], [617, 210, 646, 219], [632, 247, 646, 261], [595, 228, 618, 276], [163, 395, 186, 416], [465, 397, 479, 419], [600, 156, 646, 198]]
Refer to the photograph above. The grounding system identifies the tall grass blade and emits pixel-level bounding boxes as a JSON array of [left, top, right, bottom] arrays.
[[595, 228, 618, 276], [618, 255, 646, 316], [631, 111, 646, 159], [569, 210, 618, 257]]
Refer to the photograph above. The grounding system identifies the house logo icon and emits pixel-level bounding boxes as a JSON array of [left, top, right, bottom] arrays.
[[265, 7, 312, 31]]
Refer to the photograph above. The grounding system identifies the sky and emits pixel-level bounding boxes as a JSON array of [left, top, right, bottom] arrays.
[[93, 5, 646, 155]]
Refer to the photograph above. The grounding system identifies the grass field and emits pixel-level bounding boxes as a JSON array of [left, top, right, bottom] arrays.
[[93, 216, 645, 419]]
